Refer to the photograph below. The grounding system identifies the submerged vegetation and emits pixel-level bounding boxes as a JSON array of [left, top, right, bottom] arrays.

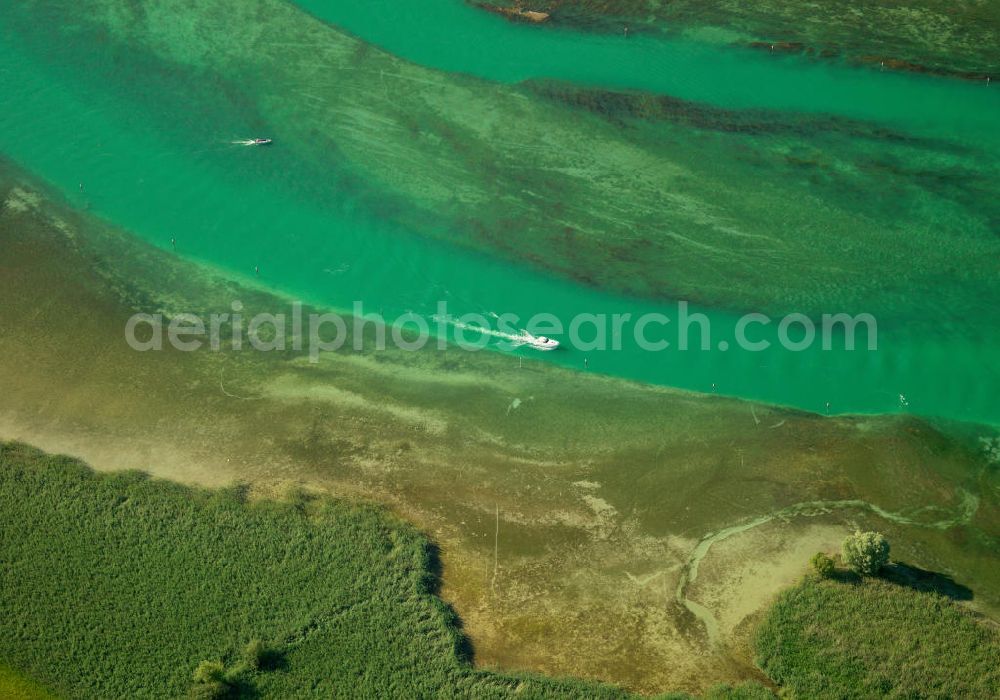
[[756, 574, 1000, 698], [474, 0, 1000, 77], [5, 0, 999, 322]]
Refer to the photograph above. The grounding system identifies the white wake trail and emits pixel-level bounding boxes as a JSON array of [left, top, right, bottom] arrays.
[[432, 315, 532, 347]]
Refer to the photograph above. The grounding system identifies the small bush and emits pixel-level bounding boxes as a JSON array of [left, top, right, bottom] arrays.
[[241, 639, 267, 672], [191, 661, 230, 699], [810, 552, 836, 578], [192, 661, 225, 686], [842, 531, 890, 576]]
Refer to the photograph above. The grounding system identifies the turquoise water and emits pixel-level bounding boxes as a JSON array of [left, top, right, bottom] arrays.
[[300, 0, 1000, 143], [1, 2, 998, 424]]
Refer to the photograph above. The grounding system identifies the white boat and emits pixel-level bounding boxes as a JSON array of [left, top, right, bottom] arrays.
[[251, 138, 272, 145], [523, 333, 560, 351]]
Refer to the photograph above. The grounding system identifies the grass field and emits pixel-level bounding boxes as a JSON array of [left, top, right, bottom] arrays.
[[755, 573, 1000, 698], [0, 664, 54, 700], [0, 441, 773, 699]]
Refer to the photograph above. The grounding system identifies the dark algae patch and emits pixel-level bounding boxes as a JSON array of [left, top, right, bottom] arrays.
[[473, 0, 1000, 78]]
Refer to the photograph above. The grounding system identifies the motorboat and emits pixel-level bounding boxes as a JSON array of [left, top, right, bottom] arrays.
[[524, 333, 560, 351], [251, 138, 272, 145]]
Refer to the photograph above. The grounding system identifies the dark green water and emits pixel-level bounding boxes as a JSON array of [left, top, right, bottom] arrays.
[[1, 0, 998, 424]]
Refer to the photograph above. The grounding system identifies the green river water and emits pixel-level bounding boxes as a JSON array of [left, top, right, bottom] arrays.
[[1, 0, 998, 424]]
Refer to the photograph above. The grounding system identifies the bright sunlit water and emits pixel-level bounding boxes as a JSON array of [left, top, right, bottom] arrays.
[[1, 0, 998, 424]]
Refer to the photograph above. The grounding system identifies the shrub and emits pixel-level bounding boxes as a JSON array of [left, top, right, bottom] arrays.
[[191, 661, 230, 699], [842, 531, 890, 576], [192, 661, 225, 685], [241, 639, 267, 672], [810, 552, 836, 578]]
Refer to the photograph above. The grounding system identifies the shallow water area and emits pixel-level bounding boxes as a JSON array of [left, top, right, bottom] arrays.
[[0, 0, 998, 425], [2, 89, 1000, 699], [296, 0, 1000, 140]]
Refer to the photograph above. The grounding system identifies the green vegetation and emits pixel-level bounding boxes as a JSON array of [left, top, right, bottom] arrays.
[[842, 531, 891, 576], [809, 552, 836, 579], [700, 684, 776, 700], [3, 420, 997, 700], [0, 441, 604, 698], [0, 664, 54, 700], [0, 442, 773, 699], [191, 661, 226, 686], [239, 639, 269, 673], [190, 661, 229, 699], [756, 575, 1000, 698]]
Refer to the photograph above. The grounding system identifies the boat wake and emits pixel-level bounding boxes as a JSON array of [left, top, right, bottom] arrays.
[[433, 315, 559, 351]]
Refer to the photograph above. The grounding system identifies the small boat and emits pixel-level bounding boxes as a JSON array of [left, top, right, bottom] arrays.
[[233, 138, 274, 147], [524, 333, 560, 351]]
